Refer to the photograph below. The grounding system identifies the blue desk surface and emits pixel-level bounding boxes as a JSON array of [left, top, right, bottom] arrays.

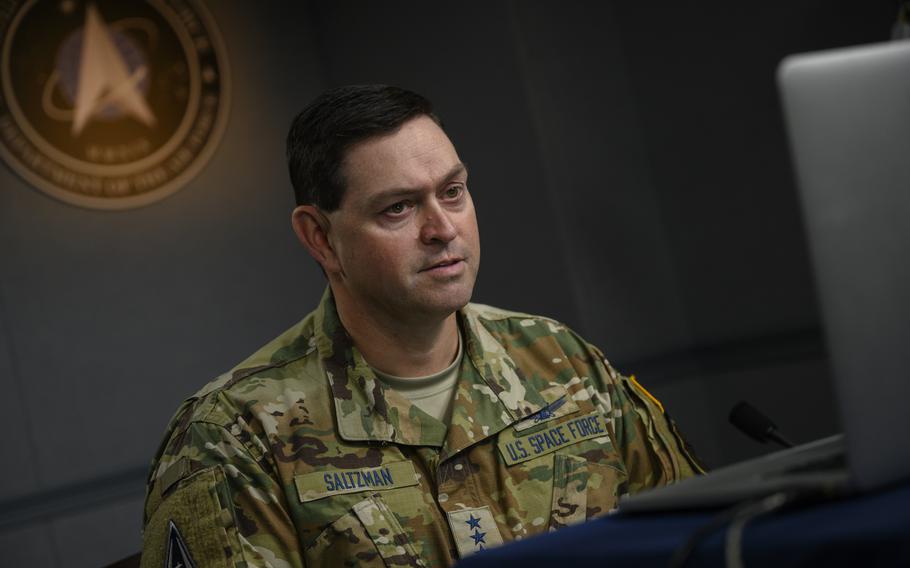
[[456, 481, 910, 567]]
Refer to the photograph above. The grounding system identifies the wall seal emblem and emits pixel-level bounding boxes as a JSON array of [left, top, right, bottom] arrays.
[[0, 0, 230, 209]]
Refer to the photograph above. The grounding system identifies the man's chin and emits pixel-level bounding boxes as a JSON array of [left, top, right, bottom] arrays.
[[411, 288, 474, 318]]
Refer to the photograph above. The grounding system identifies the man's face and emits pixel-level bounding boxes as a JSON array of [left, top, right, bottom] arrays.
[[324, 115, 480, 322]]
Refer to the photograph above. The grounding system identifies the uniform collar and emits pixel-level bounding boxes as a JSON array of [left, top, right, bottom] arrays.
[[439, 306, 551, 460], [314, 288, 550, 454]]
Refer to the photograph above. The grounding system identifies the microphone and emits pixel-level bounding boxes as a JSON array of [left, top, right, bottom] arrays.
[[729, 401, 795, 449]]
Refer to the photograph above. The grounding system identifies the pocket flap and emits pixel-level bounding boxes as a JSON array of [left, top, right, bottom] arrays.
[[353, 494, 426, 567]]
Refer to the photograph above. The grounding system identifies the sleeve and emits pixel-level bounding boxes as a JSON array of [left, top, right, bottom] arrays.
[[589, 349, 706, 494], [141, 419, 304, 568]]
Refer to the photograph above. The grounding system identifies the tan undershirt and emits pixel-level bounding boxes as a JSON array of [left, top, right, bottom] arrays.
[[372, 330, 462, 425]]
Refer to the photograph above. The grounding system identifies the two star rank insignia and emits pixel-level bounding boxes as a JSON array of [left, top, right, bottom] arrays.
[[446, 506, 504, 558], [466, 514, 486, 549]]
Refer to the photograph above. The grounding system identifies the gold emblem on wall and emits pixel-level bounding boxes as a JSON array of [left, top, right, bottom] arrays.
[[0, 0, 230, 209]]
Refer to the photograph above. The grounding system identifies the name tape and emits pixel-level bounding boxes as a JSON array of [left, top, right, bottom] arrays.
[[498, 411, 611, 466], [295, 460, 418, 502]]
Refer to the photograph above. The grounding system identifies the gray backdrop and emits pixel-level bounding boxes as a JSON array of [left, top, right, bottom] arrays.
[[0, 1, 895, 565]]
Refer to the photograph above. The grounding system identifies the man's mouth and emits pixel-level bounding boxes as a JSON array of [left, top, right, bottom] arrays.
[[420, 257, 464, 272]]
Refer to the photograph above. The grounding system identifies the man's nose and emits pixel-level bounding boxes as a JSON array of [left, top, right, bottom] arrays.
[[419, 203, 457, 244]]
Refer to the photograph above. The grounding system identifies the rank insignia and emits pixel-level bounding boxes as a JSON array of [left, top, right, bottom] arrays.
[[446, 506, 503, 558]]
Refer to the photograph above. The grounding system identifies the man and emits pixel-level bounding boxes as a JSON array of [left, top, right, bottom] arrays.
[[141, 85, 702, 568]]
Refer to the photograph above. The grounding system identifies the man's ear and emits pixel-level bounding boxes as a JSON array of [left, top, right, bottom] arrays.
[[291, 205, 341, 273]]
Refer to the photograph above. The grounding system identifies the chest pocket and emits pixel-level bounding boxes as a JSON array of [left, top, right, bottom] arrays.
[[295, 460, 440, 566], [495, 409, 627, 533], [304, 492, 426, 567], [548, 454, 626, 531]]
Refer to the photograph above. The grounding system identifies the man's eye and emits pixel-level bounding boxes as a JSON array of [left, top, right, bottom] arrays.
[[384, 201, 410, 216], [444, 185, 463, 199]]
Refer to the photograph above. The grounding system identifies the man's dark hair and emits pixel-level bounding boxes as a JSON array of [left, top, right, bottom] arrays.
[[286, 84, 441, 211]]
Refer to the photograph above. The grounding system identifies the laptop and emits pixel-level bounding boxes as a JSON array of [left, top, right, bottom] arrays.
[[620, 39, 910, 513]]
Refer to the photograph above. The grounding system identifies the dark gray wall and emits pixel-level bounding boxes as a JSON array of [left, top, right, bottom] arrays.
[[307, 0, 582, 324], [0, 1, 896, 565], [0, 3, 326, 564]]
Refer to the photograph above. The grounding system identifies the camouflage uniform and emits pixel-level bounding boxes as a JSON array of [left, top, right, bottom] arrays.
[[141, 289, 702, 567]]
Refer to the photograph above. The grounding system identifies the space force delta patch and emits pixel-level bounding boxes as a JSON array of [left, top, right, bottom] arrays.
[[166, 520, 197, 568], [497, 411, 612, 466], [294, 460, 419, 502]]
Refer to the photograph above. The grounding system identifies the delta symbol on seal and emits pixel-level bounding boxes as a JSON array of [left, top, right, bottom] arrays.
[[0, 0, 230, 209]]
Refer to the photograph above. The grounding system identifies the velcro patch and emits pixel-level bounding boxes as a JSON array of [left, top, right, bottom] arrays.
[[629, 374, 664, 413], [498, 411, 611, 466], [446, 506, 504, 558], [295, 460, 418, 502]]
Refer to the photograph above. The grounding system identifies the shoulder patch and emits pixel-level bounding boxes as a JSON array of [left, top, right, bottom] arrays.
[[629, 375, 664, 413], [166, 520, 197, 568]]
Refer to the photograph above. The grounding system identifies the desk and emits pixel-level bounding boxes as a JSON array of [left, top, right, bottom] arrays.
[[455, 481, 910, 567]]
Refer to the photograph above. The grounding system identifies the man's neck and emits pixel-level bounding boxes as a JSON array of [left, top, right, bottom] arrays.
[[332, 289, 461, 378]]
